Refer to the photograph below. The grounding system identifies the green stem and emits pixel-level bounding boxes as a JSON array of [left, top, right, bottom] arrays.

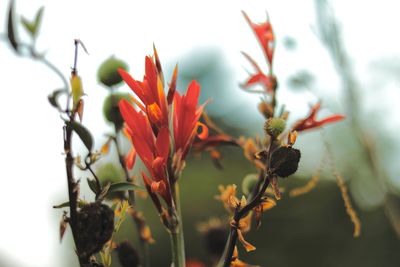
[[170, 183, 186, 267]]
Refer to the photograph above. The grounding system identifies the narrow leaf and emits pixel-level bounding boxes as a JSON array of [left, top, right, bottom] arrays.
[[48, 89, 66, 109], [33, 7, 44, 36], [21, 17, 35, 35], [7, 0, 19, 53], [97, 182, 111, 201], [87, 178, 100, 195], [53, 202, 70, 209], [53, 200, 86, 209], [65, 121, 93, 151], [20, 7, 44, 38], [108, 182, 145, 194]]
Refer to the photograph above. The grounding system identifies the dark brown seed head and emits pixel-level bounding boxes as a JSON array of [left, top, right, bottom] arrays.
[[269, 146, 301, 178], [76, 202, 114, 258], [116, 241, 140, 267]]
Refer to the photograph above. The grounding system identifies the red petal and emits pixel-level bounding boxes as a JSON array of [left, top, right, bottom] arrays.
[[167, 64, 178, 105], [316, 114, 346, 126], [186, 80, 200, 110], [156, 127, 170, 159], [118, 69, 145, 102], [125, 147, 137, 170]]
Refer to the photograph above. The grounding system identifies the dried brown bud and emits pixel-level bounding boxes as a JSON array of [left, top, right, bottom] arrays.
[[116, 241, 140, 267], [76, 203, 114, 258], [258, 101, 274, 119]]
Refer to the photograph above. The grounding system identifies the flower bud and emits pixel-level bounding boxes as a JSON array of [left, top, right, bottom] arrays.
[[264, 118, 286, 138], [103, 93, 131, 129], [116, 241, 140, 267], [97, 56, 128, 88], [258, 101, 274, 119]]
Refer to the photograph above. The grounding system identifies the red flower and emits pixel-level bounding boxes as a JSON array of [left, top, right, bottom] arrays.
[[119, 99, 171, 205], [173, 81, 208, 160], [240, 51, 276, 93], [292, 103, 345, 132], [242, 11, 275, 68], [118, 56, 168, 131]]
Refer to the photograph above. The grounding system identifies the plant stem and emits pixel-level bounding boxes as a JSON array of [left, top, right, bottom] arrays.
[[170, 183, 186, 267], [113, 127, 135, 204], [64, 119, 88, 266], [113, 127, 152, 267], [221, 174, 271, 267]]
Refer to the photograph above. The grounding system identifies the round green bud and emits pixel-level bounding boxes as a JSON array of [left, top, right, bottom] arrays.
[[103, 93, 131, 129], [264, 118, 286, 137], [97, 56, 128, 88], [242, 173, 259, 196]]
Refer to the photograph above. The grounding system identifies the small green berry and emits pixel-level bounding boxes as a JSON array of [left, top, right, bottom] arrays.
[[264, 118, 286, 138], [97, 56, 128, 88], [103, 93, 131, 129]]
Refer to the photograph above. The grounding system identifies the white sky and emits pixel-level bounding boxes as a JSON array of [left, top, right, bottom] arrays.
[[1, 0, 400, 266]]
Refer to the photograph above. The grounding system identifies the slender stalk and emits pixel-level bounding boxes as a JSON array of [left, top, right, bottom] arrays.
[[170, 183, 186, 267], [113, 127, 151, 267], [113, 128, 135, 204], [221, 174, 272, 267]]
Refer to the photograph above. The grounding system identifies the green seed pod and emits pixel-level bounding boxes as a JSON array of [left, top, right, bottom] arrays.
[[97, 56, 128, 88], [241, 173, 259, 196], [264, 117, 286, 138], [103, 93, 131, 129], [270, 146, 301, 178]]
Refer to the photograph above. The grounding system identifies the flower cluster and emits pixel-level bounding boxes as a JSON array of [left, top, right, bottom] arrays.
[[118, 48, 208, 215]]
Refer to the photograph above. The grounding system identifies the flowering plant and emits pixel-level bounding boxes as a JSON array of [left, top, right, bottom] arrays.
[[2, 2, 362, 267]]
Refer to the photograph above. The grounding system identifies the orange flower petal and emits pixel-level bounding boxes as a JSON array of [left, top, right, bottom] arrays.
[[196, 122, 209, 140]]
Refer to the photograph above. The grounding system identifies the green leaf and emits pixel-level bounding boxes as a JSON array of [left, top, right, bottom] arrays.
[[87, 178, 100, 195], [53, 202, 70, 209], [65, 121, 93, 151], [21, 7, 44, 38], [108, 182, 145, 193], [53, 200, 86, 209], [97, 182, 111, 201], [48, 89, 66, 109], [7, 0, 19, 53]]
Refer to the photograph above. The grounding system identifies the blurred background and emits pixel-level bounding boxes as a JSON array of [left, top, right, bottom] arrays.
[[1, 0, 400, 266]]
